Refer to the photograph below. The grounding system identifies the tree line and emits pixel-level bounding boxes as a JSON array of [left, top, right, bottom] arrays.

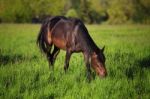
[[0, 0, 150, 24]]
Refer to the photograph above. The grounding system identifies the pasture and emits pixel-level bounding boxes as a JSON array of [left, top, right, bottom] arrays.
[[0, 24, 150, 99]]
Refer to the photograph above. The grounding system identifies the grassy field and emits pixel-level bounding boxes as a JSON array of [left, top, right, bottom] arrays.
[[0, 24, 150, 99]]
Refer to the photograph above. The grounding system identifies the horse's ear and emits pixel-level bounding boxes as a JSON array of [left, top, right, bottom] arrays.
[[101, 46, 105, 52]]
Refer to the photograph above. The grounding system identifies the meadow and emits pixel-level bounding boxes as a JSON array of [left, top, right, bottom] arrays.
[[0, 24, 150, 99]]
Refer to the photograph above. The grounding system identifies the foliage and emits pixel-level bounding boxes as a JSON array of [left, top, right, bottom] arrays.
[[78, 0, 92, 23], [0, 24, 150, 98], [107, 0, 135, 24], [0, 0, 150, 24], [65, 9, 79, 18], [0, 0, 32, 22], [0, 0, 66, 23], [107, 0, 150, 24]]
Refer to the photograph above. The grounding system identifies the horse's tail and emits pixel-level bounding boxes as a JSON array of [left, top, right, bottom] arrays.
[[37, 20, 50, 54]]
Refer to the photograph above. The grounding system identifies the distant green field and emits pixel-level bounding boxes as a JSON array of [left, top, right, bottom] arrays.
[[0, 24, 150, 99]]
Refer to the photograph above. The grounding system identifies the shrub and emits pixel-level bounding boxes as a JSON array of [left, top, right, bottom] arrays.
[[66, 9, 79, 18]]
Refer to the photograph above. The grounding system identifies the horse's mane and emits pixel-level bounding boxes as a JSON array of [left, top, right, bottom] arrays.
[[75, 19, 99, 53]]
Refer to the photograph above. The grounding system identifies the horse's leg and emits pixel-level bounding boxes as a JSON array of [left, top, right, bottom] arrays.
[[46, 44, 53, 68], [51, 46, 60, 65], [83, 52, 91, 82], [64, 50, 72, 72]]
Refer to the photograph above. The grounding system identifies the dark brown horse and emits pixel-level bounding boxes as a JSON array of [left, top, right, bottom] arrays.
[[37, 16, 107, 80]]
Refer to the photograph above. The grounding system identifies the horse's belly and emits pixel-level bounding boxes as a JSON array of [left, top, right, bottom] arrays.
[[52, 38, 66, 50]]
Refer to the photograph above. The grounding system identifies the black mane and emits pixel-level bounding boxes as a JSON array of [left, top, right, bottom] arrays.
[[76, 19, 99, 53]]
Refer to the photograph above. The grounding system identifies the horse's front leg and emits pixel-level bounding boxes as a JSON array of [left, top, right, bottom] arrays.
[[64, 50, 72, 72], [84, 53, 92, 82]]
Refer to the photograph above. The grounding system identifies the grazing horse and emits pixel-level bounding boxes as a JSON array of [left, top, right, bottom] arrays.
[[37, 16, 107, 80]]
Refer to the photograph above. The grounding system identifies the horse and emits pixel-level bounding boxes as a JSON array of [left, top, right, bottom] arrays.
[[37, 16, 107, 80]]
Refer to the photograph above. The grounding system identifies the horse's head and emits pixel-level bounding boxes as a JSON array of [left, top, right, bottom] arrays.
[[91, 46, 107, 77]]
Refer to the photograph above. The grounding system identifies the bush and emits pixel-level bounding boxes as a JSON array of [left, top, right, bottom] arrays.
[[65, 9, 79, 18]]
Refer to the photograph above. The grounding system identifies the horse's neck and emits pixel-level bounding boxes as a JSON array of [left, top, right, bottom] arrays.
[[77, 21, 99, 54]]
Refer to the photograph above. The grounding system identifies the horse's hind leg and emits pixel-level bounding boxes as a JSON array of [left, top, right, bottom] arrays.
[[46, 44, 54, 68], [46, 29, 54, 69], [51, 46, 60, 65]]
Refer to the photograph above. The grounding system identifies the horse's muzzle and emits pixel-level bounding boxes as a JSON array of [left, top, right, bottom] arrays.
[[99, 69, 107, 78]]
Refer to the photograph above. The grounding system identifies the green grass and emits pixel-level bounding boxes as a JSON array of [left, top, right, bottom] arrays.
[[0, 24, 150, 99]]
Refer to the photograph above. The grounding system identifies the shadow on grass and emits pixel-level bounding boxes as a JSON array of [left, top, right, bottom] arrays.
[[107, 51, 150, 80], [0, 54, 38, 66], [137, 55, 150, 68], [125, 55, 150, 80], [125, 67, 135, 80]]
